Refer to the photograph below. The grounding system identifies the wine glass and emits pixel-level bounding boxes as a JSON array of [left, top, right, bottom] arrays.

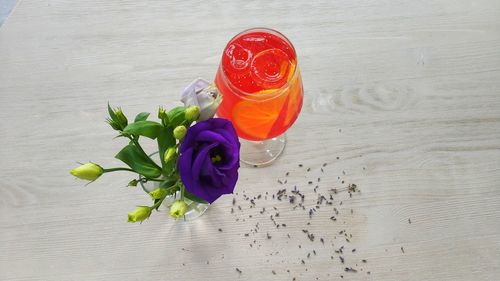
[[214, 28, 304, 166]]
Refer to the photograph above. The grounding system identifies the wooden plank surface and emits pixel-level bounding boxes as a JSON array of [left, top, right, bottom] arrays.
[[1, 0, 499, 280]]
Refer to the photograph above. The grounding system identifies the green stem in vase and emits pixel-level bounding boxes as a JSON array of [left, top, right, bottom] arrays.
[[140, 178, 163, 182], [180, 182, 185, 200]]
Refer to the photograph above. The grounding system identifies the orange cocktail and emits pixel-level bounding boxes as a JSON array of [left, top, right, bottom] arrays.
[[215, 28, 303, 141]]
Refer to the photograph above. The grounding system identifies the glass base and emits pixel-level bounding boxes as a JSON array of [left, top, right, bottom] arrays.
[[140, 178, 209, 221], [240, 133, 286, 167]]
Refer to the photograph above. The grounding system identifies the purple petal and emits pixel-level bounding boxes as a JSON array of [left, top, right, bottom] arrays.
[[195, 130, 229, 146], [191, 143, 217, 181]]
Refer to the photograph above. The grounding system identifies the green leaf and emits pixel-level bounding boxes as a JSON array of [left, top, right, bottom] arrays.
[[167, 106, 187, 128], [115, 144, 162, 178], [123, 121, 163, 139], [134, 112, 150, 122], [156, 126, 176, 176], [184, 190, 209, 204]]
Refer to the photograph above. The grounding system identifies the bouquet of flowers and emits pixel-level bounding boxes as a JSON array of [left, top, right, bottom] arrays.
[[70, 79, 240, 222]]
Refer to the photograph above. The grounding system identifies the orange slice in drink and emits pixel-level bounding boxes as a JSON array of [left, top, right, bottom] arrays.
[[232, 91, 286, 140], [284, 67, 303, 125], [232, 62, 299, 140]]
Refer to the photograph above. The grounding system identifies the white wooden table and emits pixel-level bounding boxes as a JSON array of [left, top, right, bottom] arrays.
[[1, 1, 499, 280]]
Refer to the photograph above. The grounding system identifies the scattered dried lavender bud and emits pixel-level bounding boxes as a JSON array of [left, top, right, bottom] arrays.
[[308, 233, 315, 242], [344, 267, 357, 273]]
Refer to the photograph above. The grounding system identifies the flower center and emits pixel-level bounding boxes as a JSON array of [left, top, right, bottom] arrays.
[[211, 154, 222, 164]]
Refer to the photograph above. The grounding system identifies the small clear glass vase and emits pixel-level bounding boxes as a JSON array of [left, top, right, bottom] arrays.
[[140, 152, 209, 221]]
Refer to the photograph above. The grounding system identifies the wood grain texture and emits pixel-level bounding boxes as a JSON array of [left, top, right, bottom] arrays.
[[1, 0, 500, 280]]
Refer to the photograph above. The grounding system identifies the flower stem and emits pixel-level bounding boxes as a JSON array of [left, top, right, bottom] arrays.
[[103, 167, 162, 183], [180, 182, 185, 200], [151, 196, 166, 210], [103, 167, 135, 173], [140, 177, 163, 182]]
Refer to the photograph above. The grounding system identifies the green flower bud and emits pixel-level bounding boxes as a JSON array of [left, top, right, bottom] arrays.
[[106, 118, 122, 130], [173, 125, 187, 140], [127, 206, 152, 223], [107, 103, 129, 130], [158, 106, 169, 126], [170, 200, 188, 219], [70, 163, 103, 181], [114, 108, 128, 129], [185, 106, 200, 122], [164, 147, 177, 163], [149, 187, 168, 199], [158, 106, 166, 119], [128, 179, 139, 187]]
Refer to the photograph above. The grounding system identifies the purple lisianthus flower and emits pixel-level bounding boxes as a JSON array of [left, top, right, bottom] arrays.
[[178, 118, 240, 204]]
